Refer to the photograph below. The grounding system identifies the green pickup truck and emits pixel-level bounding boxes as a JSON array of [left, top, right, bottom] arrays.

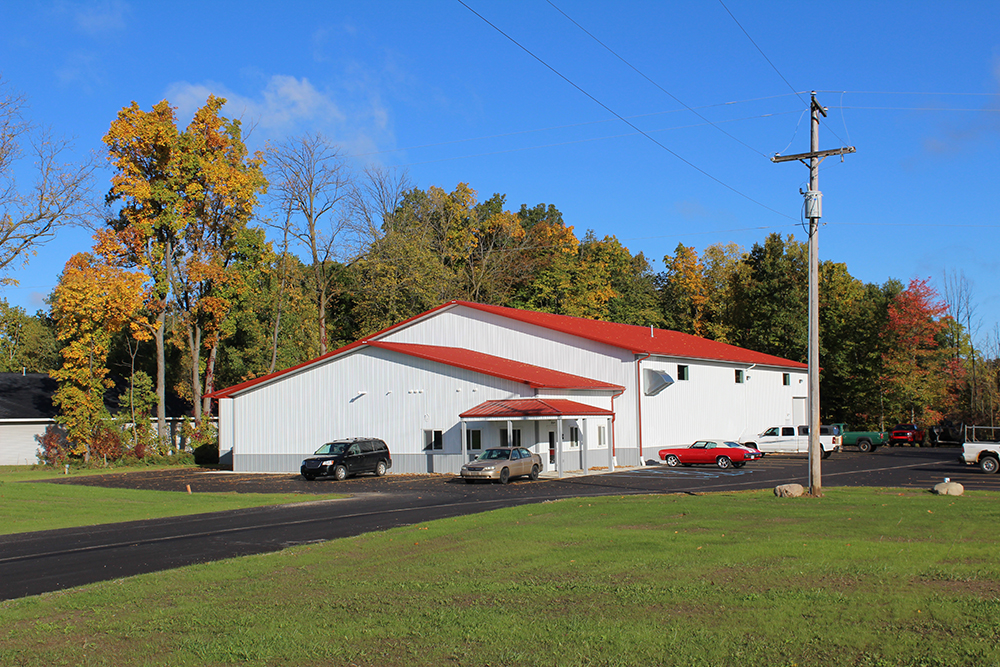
[[830, 423, 890, 453]]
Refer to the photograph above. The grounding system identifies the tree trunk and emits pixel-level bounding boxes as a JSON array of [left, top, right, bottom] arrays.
[[190, 323, 202, 424], [155, 310, 167, 450], [202, 342, 217, 419]]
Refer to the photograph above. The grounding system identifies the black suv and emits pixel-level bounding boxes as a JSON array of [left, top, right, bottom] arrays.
[[300, 438, 392, 481]]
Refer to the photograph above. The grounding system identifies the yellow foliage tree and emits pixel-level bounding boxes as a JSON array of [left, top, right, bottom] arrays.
[[50, 248, 148, 460]]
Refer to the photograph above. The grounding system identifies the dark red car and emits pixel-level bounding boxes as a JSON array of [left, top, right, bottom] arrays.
[[658, 439, 763, 469], [890, 424, 925, 446]]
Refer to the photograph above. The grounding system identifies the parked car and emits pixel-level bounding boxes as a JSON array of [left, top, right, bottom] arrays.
[[889, 424, 925, 446], [300, 438, 392, 481], [461, 447, 542, 484], [741, 425, 840, 458], [658, 439, 763, 469], [830, 423, 890, 453]]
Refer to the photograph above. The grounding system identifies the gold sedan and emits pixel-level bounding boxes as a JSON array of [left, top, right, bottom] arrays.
[[460, 447, 543, 484]]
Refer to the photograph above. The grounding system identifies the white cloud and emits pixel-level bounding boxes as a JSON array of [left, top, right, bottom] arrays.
[[164, 75, 393, 160], [53, 0, 130, 36]]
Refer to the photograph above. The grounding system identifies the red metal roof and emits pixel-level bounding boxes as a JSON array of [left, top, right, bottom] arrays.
[[459, 398, 614, 419], [367, 342, 622, 390], [208, 300, 804, 399], [449, 301, 807, 369]]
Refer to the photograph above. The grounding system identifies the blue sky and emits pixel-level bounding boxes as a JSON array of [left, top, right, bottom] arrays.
[[3, 1, 999, 344]]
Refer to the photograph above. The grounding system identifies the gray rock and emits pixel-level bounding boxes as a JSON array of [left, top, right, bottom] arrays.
[[932, 481, 964, 496], [774, 483, 805, 498]]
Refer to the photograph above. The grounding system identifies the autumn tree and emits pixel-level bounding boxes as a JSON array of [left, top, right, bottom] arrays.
[[50, 246, 148, 460], [105, 96, 265, 426], [169, 98, 266, 421], [0, 75, 95, 285], [880, 277, 953, 426], [104, 99, 188, 443]]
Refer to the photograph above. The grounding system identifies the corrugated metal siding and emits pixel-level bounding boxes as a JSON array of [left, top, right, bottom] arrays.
[[233, 347, 539, 473], [639, 357, 807, 453]]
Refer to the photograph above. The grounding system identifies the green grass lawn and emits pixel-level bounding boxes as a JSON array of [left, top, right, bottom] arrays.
[[0, 466, 344, 535], [2, 486, 998, 666]]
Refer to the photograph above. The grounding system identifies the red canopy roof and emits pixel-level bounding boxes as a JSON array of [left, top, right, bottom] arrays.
[[460, 398, 614, 419]]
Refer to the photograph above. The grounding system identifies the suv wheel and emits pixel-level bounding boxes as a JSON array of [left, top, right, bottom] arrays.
[[980, 456, 999, 474], [333, 465, 348, 481], [374, 460, 387, 477], [857, 439, 873, 453]]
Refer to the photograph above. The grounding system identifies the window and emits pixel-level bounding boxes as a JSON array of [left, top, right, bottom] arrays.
[[735, 369, 744, 383], [466, 429, 482, 450], [424, 430, 443, 450], [677, 364, 689, 381], [569, 426, 580, 447], [781, 427, 795, 436], [598, 425, 606, 447], [783, 373, 791, 386], [500, 428, 521, 448]]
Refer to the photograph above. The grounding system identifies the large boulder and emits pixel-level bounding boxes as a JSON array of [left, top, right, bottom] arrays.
[[774, 483, 805, 498], [932, 481, 964, 496]]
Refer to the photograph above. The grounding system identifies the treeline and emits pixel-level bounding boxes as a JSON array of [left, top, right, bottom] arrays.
[[2, 96, 998, 459]]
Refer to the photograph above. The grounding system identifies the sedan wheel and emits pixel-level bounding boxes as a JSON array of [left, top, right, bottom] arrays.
[[498, 467, 510, 484], [716, 456, 732, 469], [529, 465, 539, 481], [333, 465, 348, 481], [665, 455, 681, 467], [980, 456, 999, 474], [733, 462, 745, 468]]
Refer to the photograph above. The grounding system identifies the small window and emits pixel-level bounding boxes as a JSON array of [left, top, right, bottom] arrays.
[[466, 429, 482, 450], [783, 373, 791, 386], [569, 426, 580, 447], [598, 425, 606, 446], [677, 365, 689, 381], [501, 428, 521, 448], [424, 430, 443, 450], [735, 370, 744, 383]]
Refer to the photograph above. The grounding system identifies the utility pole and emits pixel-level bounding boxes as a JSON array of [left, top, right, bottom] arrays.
[[772, 92, 855, 496]]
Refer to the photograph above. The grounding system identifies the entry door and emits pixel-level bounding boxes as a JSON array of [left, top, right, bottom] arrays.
[[548, 431, 556, 465], [792, 397, 806, 427]]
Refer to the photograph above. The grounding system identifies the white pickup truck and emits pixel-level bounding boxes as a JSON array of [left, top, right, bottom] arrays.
[[960, 441, 1000, 473], [742, 425, 841, 458]]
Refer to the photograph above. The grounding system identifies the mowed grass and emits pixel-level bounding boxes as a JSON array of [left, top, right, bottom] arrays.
[[0, 466, 344, 535], [2, 487, 999, 666]]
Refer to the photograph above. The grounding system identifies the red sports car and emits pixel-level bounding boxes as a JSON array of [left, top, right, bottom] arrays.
[[658, 439, 763, 469]]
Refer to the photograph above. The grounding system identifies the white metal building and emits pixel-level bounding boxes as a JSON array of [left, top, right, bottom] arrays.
[[210, 301, 809, 474]]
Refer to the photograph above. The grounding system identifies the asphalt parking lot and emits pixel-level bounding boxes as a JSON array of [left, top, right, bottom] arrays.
[[42, 444, 999, 496]]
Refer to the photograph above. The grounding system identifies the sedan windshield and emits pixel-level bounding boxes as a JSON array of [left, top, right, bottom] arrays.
[[314, 442, 349, 456], [477, 449, 512, 461]]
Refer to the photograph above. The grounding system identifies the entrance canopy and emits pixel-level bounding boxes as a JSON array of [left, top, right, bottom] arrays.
[[460, 398, 613, 420]]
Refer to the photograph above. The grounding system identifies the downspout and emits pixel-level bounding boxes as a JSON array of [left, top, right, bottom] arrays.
[[609, 388, 625, 458], [635, 352, 651, 464]]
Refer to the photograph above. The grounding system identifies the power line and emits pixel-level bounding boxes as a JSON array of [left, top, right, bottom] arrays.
[[456, 0, 797, 222], [546, 0, 768, 158], [362, 110, 804, 167]]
